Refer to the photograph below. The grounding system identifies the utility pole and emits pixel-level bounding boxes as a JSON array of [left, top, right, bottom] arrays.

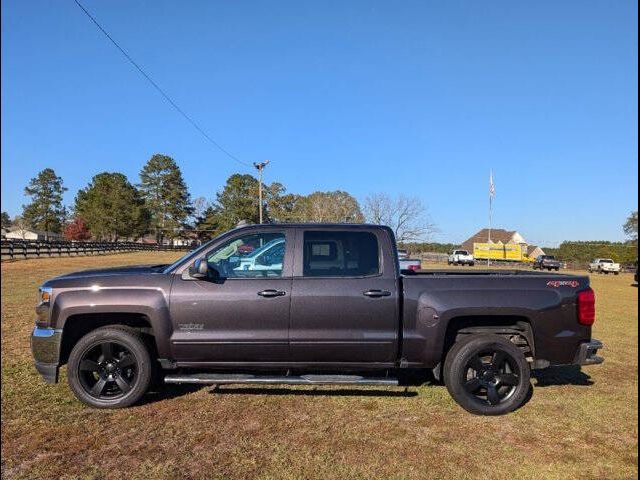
[[253, 161, 270, 224]]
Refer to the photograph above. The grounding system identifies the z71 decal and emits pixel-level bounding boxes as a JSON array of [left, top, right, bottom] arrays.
[[547, 280, 580, 288]]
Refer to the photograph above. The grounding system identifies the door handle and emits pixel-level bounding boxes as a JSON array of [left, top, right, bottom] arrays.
[[363, 290, 391, 298], [257, 289, 286, 298]]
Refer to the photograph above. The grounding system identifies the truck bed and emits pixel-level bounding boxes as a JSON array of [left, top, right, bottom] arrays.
[[399, 269, 591, 368]]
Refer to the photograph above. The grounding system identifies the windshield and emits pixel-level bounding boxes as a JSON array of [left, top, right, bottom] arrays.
[[542, 256, 556, 260], [600, 259, 613, 263], [454, 250, 468, 255]]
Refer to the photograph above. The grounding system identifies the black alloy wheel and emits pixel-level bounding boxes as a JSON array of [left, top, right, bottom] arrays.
[[444, 334, 531, 415], [77, 341, 138, 399], [461, 349, 520, 407], [67, 326, 153, 408]]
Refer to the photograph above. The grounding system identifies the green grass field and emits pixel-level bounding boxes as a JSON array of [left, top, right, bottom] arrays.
[[1, 252, 638, 479]]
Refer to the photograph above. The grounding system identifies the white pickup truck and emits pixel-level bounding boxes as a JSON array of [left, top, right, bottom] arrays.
[[448, 249, 475, 266], [588, 258, 621, 275]]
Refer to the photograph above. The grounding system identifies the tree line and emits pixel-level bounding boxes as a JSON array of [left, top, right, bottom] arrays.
[[1, 154, 435, 244], [543, 241, 638, 265]]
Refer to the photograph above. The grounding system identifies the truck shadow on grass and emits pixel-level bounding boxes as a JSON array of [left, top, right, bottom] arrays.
[[532, 365, 594, 387], [142, 384, 204, 404], [208, 386, 419, 397]]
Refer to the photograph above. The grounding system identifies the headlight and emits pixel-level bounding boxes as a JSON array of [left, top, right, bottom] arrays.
[[39, 286, 52, 305], [36, 287, 53, 326]]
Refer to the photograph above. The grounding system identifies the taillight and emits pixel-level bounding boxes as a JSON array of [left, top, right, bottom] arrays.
[[408, 264, 420, 271], [577, 288, 596, 326]]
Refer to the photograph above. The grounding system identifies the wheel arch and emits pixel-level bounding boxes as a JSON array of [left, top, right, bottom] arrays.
[[431, 314, 535, 381], [53, 287, 173, 364], [59, 312, 158, 365], [444, 315, 535, 360]]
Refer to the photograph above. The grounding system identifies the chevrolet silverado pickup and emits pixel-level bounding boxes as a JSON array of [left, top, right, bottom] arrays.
[[31, 224, 603, 415], [533, 255, 562, 271]]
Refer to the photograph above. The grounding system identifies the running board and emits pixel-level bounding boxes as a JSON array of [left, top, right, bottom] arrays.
[[164, 373, 398, 386]]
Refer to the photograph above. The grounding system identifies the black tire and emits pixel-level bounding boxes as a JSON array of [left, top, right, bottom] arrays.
[[67, 326, 153, 408], [614, 272, 619, 276], [443, 334, 531, 415]]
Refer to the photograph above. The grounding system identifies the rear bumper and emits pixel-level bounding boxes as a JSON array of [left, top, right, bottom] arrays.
[[573, 339, 604, 366], [31, 327, 62, 383]]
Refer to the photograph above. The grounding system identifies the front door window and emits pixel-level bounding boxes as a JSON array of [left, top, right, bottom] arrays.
[[206, 232, 285, 278]]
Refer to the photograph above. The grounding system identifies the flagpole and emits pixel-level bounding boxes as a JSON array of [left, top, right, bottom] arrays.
[[488, 193, 492, 267], [488, 170, 493, 267]]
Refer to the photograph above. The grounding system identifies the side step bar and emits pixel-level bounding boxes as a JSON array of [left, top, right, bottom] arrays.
[[164, 373, 399, 386]]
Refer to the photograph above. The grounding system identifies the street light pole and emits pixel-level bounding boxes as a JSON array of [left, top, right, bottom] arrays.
[[253, 161, 270, 224]]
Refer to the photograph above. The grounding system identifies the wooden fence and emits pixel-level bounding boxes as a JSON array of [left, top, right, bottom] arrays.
[[1, 240, 193, 261]]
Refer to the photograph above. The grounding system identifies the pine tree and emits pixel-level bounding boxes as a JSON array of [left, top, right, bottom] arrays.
[[139, 154, 192, 243], [1, 211, 11, 229], [22, 168, 67, 239]]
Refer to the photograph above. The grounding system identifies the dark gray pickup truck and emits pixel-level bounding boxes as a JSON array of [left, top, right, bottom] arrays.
[[31, 224, 603, 415]]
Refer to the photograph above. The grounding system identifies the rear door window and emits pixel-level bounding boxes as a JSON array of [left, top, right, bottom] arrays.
[[303, 231, 380, 277]]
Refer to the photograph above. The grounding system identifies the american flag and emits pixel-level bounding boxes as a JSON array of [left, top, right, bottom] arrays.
[[489, 170, 496, 199]]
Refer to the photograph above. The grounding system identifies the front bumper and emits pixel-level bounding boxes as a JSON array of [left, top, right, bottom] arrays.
[[31, 327, 63, 383], [573, 339, 604, 366]]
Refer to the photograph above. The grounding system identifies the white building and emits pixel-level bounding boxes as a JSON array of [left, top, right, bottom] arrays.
[[5, 228, 63, 241]]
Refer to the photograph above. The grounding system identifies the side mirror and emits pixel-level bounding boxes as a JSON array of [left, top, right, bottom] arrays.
[[189, 258, 210, 279]]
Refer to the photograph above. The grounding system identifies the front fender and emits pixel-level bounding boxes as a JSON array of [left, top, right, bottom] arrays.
[[52, 287, 173, 358]]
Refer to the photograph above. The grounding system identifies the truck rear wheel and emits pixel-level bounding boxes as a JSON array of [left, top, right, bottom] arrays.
[[443, 334, 531, 415], [67, 326, 153, 408]]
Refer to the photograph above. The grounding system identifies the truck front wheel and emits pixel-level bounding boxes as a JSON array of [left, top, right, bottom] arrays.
[[67, 326, 153, 408], [443, 334, 531, 415]]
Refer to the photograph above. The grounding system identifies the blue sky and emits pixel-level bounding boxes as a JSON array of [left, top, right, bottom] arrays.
[[1, 0, 637, 246]]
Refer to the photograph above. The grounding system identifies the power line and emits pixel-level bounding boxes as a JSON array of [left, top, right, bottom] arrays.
[[73, 0, 251, 168]]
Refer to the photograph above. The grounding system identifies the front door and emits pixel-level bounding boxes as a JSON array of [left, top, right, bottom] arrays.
[[289, 229, 399, 364], [169, 229, 293, 363]]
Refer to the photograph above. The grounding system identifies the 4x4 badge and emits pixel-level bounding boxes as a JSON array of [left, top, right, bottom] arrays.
[[547, 280, 579, 288]]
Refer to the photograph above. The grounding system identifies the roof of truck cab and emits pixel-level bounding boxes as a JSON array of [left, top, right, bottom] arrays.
[[231, 223, 391, 230], [241, 222, 385, 227]]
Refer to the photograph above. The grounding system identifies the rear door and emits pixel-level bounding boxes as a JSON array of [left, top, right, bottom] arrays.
[[289, 227, 400, 364]]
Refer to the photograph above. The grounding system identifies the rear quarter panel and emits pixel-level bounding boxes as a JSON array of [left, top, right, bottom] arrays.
[[401, 273, 592, 367]]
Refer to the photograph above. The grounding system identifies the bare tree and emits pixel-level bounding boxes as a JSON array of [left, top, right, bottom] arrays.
[[364, 193, 436, 242], [192, 197, 210, 221], [9, 215, 32, 239]]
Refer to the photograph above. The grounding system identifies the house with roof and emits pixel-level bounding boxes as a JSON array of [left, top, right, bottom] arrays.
[[461, 228, 541, 261], [461, 228, 528, 252], [4, 227, 63, 241], [527, 245, 546, 259]]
